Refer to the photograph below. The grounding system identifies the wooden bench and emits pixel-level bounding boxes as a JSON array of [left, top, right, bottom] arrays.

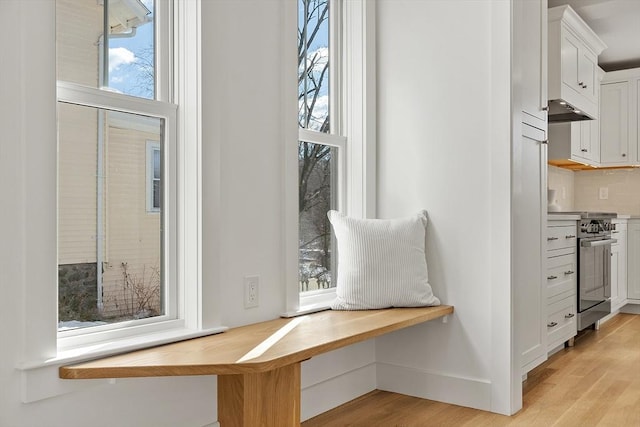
[[60, 305, 453, 427]]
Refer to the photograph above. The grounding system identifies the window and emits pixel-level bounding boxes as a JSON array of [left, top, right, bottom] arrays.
[[147, 141, 161, 212], [57, 0, 173, 335], [52, 0, 211, 356], [289, 0, 375, 314], [298, 0, 345, 298]]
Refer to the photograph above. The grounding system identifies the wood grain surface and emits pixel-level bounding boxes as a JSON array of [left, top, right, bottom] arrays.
[[60, 305, 453, 379], [303, 313, 640, 426]]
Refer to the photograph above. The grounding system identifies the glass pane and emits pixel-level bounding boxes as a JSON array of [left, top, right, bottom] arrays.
[[298, 141, 337, 292], [56, 0, 155, 99], [153, 179, 161, 209], [298, 0, 330, 132], [153, 149, 161, 179], [58, 103, 164, 331]]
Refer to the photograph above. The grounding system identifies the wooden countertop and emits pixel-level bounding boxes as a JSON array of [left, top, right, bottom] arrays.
[[60, 305, 454, 380]]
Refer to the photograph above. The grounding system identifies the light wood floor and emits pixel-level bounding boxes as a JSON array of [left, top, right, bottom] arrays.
[[303, 313, 640, 426]]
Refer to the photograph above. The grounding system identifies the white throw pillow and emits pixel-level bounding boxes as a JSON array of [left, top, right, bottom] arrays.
[[327, 210, 440, 310]]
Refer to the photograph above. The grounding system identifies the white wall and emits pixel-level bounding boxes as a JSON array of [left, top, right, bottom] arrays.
[[0, 0, 516, 425], [374, 0, 513, 413], [0, 1, 374, 425]]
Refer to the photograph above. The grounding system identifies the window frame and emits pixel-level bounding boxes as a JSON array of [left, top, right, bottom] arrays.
[[16, 4, 221, 392], [284, 0, 376, 316]]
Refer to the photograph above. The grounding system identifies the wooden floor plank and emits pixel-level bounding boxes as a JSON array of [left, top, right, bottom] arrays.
[[303, 313, 640, 427]]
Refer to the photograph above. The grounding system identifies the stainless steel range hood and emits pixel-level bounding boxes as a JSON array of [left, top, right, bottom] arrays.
[[547, 99, 594, 123]]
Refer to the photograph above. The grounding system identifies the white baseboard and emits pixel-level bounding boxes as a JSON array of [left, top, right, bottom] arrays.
[[201, 423, 219, 427], [301, 363, 377, 421], [376, 362, 492, 411], [620, 303, 640, 314]]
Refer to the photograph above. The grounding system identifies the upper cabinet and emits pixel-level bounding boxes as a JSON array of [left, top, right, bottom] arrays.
[[548, 5, 606, 121], [548, 67, 604, 165], [519, 0, 548, 130], [600, 80, 630, 165]]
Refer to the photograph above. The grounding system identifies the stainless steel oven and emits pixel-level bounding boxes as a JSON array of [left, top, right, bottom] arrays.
[[574, 213, 617, 330]]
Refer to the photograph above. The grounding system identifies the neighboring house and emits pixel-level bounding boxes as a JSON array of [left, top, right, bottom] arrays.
[[57, 0, 161, 322]]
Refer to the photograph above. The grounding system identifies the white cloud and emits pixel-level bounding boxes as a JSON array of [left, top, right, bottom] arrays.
[[109, 47, 137, 72]]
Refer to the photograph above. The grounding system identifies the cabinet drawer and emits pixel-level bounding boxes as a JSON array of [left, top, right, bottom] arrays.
[[547, 226, 577, 251], [547, 295, 577, 351], [546, 254, 577, 302]]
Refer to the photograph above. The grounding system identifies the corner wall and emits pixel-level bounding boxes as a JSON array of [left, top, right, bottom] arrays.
[[375, 0, 513, 413]]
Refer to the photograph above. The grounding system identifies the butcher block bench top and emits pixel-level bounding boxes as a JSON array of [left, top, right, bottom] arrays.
[[59, 305, 453, 380]]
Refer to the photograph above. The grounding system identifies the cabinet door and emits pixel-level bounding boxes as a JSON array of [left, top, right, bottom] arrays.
[[578, 49, 598, 103], [561, 29, 581, 95], [515, 123, 547, 373], [627, 221, 640, 300], [611, 226, 627, 309], [611, 244, 619, 304], [601, 82, 629, 164], [519, 0, 547, 126]]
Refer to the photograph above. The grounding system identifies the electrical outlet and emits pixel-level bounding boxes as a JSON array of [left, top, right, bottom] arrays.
[[599, 187, 609, 200], [244, 275, 259, 308]]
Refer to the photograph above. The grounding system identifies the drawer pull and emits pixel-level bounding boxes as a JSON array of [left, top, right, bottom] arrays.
[[565, 235, 576, 239], [547, 237, 559, 241], [565, 313, 575, 319], [547, 275, 558, 280], [564, 270, 575, 275], [547, 321, 558, 328]]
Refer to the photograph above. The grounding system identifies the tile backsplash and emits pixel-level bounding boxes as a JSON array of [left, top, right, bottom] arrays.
[[574, 168, 640, 216], [548, 165, 575, 211], [548, 165, 640, 216]]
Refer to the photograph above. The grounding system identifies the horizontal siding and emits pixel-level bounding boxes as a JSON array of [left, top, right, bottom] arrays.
[[102, 125, 161, 318], [56, 0, 101, 87], [58, 103, 98, 264]]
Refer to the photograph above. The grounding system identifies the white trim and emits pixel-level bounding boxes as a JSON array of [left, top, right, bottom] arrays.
[[376, 362, 492, 412], [21, 326, 226, 371], [299, 128, 346, 148], [18, 1, 208, 402]]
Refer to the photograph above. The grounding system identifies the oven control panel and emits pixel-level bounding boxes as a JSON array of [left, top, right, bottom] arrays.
[[579, 219, 615, 236]]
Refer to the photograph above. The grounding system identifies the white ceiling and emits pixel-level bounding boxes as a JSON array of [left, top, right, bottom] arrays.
[[548, 0, 640, 71]]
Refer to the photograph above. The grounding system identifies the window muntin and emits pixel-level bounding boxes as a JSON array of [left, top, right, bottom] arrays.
[[298, 0, 341, 294]]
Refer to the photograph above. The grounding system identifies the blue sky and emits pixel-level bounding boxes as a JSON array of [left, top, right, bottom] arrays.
[[108, 0, 155, 99]]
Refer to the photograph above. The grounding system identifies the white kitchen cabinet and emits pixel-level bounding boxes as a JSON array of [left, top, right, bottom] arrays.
[[519, 0, 547, 129], [548, 5, 606, 121], [548, 69, 603, 167], [600, 81, 630, 165], [610, 219, 628, 312], [600, 68, 640, 166], [513, 0, 548, 376], [516, 123, 548, 375], [626, 219, 640, 303], [546, 219, 578, 352]]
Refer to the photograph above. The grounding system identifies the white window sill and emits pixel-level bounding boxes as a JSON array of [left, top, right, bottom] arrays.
[[282, 288, 335, 318], [19, 325, 227, 370], [18, 326, 227, 403]]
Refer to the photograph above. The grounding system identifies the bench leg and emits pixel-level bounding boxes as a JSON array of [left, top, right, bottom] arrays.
[[218, 363, 301, 427]]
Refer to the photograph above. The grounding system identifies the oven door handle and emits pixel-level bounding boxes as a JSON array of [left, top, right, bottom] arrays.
[[581, 238, 617, 247]]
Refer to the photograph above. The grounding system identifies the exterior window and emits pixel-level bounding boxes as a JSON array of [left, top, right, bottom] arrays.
[[298, 0, 343, 294], [147, 141, 161, 212], [56, 0, 175, 333]]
